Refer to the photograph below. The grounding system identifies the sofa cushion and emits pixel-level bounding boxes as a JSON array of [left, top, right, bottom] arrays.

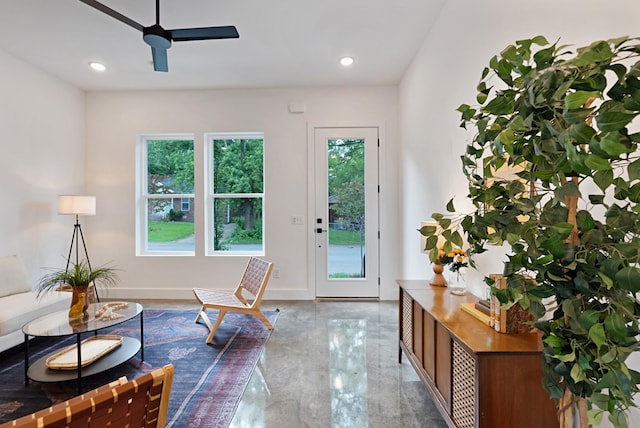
[[0, 291, 70, 336], [0, 255, 32, 298]]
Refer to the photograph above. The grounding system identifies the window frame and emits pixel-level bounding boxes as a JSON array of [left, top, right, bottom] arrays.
[[136, 134, 195, 256], [204, 132, 265, 256], [180, 198, 190, 212]]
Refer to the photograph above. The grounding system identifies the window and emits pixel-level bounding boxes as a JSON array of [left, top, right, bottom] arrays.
[[205, 133, 264, 255], [136, 135, 195, 255], [136, 132, 264, 256], [181, 198, 190, 212]]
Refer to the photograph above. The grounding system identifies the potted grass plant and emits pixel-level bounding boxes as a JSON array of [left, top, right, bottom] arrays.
[[421, 36, 640, 427], [37, 260, 118, 321]]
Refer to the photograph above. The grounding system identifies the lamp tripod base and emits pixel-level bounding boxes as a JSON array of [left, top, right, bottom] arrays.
[[65, 217, 100, 303]]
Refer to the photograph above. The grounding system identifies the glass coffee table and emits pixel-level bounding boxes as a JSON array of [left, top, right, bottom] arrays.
[[22, 302, 143, 393]]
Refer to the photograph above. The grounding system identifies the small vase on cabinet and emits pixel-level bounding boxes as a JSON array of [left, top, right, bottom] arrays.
[[430, 260, 448, 287], [448, 269, 466, 295]]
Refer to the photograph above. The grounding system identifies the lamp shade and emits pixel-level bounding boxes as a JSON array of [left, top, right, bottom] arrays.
[[58, 195, 96, 216]]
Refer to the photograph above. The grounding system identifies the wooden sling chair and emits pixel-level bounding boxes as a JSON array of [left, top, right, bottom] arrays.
[[193, 257, 274, 344], [1, 364, 174, 428]]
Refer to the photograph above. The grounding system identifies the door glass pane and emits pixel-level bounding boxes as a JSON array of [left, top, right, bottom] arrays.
[[146, 197, 195, 252], [327, 138, 365, 279]]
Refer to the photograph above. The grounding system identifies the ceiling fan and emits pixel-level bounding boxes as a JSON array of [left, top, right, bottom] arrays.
[[79, 0, 239, 72]]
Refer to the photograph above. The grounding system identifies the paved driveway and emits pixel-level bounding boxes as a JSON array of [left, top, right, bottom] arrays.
[[148, 237, 364, 275]]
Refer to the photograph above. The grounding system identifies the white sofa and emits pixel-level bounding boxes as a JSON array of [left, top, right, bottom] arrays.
[[0, 255, 71, 353]]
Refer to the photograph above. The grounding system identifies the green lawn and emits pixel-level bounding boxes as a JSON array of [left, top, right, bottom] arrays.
[[225, 236, 262, 245], [148, 222, 361, 245], [329, 272, 363, 278], [148, 221, 194, 242], [329, 229, 363, 246]]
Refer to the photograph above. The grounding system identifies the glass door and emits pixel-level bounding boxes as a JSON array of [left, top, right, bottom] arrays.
[[314, 127, 379, 298]]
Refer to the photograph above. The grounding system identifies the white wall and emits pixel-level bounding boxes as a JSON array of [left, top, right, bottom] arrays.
[[398, 1, 640, 425], [399, 0, 640, 294], [84, 87, 400, 300], [0, 49, 86, 284]]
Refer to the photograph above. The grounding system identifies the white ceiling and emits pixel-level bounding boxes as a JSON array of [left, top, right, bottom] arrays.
[[0, 0, 444, 91]]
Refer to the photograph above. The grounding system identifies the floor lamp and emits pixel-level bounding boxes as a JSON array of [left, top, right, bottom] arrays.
[[58, 195, 100, 302]]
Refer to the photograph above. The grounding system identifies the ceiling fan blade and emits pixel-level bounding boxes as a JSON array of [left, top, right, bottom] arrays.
[[79, 0, 144, 32], [151, 47, 169, 72], [169, 26, 239, 42]]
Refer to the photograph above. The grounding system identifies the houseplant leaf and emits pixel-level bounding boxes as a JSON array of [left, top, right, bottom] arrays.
[[615, 267, 640, 293]]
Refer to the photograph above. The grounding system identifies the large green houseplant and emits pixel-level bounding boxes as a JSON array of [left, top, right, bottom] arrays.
[[422, 36, 640, 427]]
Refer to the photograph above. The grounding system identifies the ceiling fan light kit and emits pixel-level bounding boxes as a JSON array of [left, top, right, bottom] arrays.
[[79, 0, 239, 72]]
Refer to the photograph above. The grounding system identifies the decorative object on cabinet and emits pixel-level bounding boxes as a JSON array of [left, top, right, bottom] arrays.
[[488, 274, 534, 334], [429, 260, 447, 287], [420, 221, 447, 287], [427, 36, 640, 427], [419, 221, 468, 289], [445, 248, 468, 295], [459, 303, 490, 326]]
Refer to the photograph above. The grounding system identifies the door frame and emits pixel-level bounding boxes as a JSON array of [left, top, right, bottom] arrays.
[[307, 121, 384, 298]]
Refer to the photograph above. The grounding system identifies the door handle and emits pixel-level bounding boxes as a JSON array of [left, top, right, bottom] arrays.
[[316, 228, 327, 233]]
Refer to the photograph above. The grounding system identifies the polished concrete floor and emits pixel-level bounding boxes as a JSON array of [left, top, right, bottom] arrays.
[[147, 299, 446, 427], [226, 300, 447, 428]]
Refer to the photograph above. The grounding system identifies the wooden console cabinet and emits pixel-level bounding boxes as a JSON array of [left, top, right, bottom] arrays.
[[397, 280, 557, 428]]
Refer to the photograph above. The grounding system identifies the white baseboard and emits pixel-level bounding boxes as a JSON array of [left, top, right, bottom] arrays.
[[99, 287, 316, 301]]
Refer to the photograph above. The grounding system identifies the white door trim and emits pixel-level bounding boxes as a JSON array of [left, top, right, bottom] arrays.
[[307, 121, 385, 298]]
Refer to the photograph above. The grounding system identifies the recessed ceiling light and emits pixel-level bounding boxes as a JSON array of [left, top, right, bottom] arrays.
[[339, 56, 354, 67], [89, 61, 107, 72]]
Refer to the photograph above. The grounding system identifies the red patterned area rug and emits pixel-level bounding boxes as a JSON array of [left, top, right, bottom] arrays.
[[0, 308, 279, 428]]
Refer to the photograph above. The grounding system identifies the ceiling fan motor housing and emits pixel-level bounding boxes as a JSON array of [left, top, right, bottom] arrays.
[[143, 24, 172, 49]]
